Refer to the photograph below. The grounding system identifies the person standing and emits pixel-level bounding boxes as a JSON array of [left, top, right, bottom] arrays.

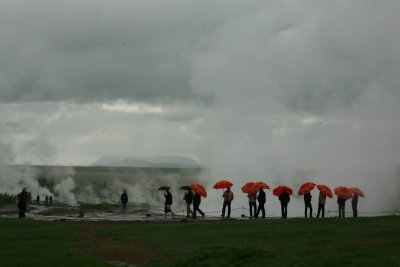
[[248, 192, 257, 218], [17, 187, 28, 218], [184, 188, 194, 218], [192, 192, 205, 219], [316, 192, 326, 218], [36, 195, 40, 205], [45, 195, 49, 207], [337, 196, 346, 218], [255, 189, 266, 218], [221, 187, 234, 218], [164, 189, 175, 218], [352, 194, 358, 218], [120, 190, 128, 214], [49, 195, 53, 206], [304, 192, 313, 218], [279, 191, 290, 219]]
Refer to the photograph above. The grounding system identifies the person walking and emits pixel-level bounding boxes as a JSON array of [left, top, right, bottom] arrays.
[[248, 192, 257, 218], [352, 194, 358, 218], [279, 191, 290, 219], [221, 187, 234, 218], [316, 192, 326, 218], [164, 189, 175, 218], [304, 192, 313, 218], [17, 187, 28, 218], [192, 192, 205, 219], [184, 188, 194, 218], [337, 196, 346, 218], [120, 190, 128, 214], [255, 189, 266, 218]]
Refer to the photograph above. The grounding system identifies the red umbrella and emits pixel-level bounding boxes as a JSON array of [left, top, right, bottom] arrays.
[[213, 180, 233, 189], [316, 184, 333, 198], [255, 181, 270, 190], [349, 187, 365, 197], [273, 186, 293, 197], [334, 186, 352, 199], [298, 182, 316, 195], [191, 184, 207, 198], [241, 182, 259, 194]]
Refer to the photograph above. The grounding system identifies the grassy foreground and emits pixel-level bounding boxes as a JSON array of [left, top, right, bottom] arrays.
[[0, 216, 399, 266]]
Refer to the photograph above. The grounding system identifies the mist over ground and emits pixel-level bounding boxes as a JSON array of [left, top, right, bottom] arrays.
[[1, 1, 400, 217]]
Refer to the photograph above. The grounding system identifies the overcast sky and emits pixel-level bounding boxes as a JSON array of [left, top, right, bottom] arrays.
[[1, 1, 400, 209]]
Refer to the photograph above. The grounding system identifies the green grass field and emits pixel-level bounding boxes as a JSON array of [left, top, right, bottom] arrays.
[[0, 216, 399, 266]]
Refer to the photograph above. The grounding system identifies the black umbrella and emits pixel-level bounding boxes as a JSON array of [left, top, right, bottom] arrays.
[[179, 186, 191, 190], [158, 186, 171, 190]]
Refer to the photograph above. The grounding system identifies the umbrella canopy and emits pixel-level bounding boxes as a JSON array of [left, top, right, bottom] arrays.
[[255, 181, 270, 190], [241, 182, 259, 194], [158, 186, 170, 190], [191, 184, 207, 197], [273, 186, 293, 197], [179, 186, 191, 190], [298, 182, 316, 195], [349, 187, 365, 197], [334, 186, 352, 199], [316, 184, 333, 198], [213, 180, 233, 189]]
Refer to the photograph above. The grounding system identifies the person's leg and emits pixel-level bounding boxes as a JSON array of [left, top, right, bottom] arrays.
[[281, 203, 285, 218], [305, 204, 308, 218], [199, 207, 205, 217], [322, 205, 325, 218], [261, 203, 265, 218], [222, 201, 226, 217], [317, 204, 321, 218], [193, 206, 197, 218], [249, 202, 253, 217], [310, 203, 313, 218], [227, 201, 231, 218]]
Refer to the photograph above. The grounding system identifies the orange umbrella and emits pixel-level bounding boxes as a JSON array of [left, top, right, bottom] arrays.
[[298, 182, 316, 195], [191, 184, 207, 197], [213, 180, 233, 189], [241, 182, 259, 194], [349, 187, 365, 197], [334, 186, 352, 199], [273, 186, 293, 197], [316, 184, 333, 198], [255, 181, 270, 190]]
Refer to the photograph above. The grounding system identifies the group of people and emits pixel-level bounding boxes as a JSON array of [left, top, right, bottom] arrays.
[[113, 187, 359, 219], [35, 194, 53, 206]]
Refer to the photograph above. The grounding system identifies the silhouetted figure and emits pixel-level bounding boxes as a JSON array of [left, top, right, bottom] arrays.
[[45, 195, 49, 207], [279, 191, 290, 219], [304, 192, 313, 218], [352, 195, 358, 217], [337, 197, 346, 218], [36, 195, 40, 205], [184, 189, 194, 218], [17, 187, 28, 218], [164, 189, 175, 218], [255, 189, 266, 218], [121, 190, 128, 214], [248, 192, 257, 218], [192, 192, 205, 219], [316, 192, 326, 218], [49, 195, 53, 206], [221, 187, 234, 218]]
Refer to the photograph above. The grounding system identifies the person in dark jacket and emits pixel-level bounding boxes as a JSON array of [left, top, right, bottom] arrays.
[[192, 192, 205, 219], [279, 191, 290, 219], [304, 192, 313, 218], [351, 195, 358, 217], [120, 190, 128, 214], [164, 189, 175, 218], [45, 195, 49, 207], [255, 189, 266, 218], [49, 195, 53, 206], [221, 187, 234, 218], [17, 187, 28, 218], [337, 196, 346, 218], [36, 195, 40, 205], [184, 189, 194, 217]]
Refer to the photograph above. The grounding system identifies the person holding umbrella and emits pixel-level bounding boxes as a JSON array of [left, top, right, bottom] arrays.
[[192, 192, 205, 219], [255, 188, 266, 218], [248, 192, 257, 218], [164, 188, 175, 218], [184, 188, 194, 218], [316, 192, 326, 218], [337, 196, 346, 218], [279, 190, 290, 219], [221, 187, 234, 218], [304, 192, 313, 218]]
